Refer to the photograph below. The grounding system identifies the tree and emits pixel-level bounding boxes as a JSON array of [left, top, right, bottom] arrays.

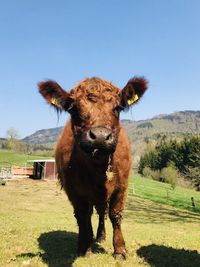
[[139, 135, 200, 190], [5, 128, 20, 151], [6, 128, 19, 140]]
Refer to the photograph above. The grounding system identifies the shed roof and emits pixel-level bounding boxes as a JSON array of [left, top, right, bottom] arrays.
[[27, 159, 55, 163]]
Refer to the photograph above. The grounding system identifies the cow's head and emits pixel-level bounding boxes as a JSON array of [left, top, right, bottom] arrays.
[[39, 77, 148, 158]]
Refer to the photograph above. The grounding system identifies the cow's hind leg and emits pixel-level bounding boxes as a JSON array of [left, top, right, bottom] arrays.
[[109, 190, 127, 259], [74, 199, 93, 256], [95, 203, 107, 243]]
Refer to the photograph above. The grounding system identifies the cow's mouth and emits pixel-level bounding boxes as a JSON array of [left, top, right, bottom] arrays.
[[78, 139, 116, 158]]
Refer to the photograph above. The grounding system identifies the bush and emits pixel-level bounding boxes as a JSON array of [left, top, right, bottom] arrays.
[[143, 166, 153, 178], [138, 150, 160, 174], [186, 167, 200, 191], [160, 166, 178, 189], [143, 167, 160, 181], [142, 165, 178, 189], [138, 135, 200, 190]]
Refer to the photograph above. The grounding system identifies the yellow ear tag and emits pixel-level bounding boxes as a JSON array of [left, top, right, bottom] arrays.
[[127, 94, 139, 105], [51, 98, 61, 108]]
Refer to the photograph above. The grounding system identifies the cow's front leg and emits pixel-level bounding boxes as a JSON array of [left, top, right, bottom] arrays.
[[74, 199, 93, 256], [95, 203, 107, 243], [109, 189, 127, 259]]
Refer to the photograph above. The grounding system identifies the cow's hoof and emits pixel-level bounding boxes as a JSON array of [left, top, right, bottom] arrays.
[[85, 248, 92, 257], [77, 247, 92, 257], [96, 235, 106, 243], [113, 251, 127, 260]]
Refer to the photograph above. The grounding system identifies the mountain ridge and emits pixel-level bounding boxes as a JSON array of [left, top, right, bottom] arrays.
[[23, 110, 200, 145], [22, 110, 200, 165]]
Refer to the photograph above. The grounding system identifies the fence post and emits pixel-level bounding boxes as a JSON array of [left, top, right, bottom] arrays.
[[191, 197, 196, 211]]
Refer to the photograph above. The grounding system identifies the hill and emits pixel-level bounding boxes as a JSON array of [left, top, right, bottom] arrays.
[[123, 110, 200, 164], [23, 126, 63, 145], [22, 110, 200, 164]]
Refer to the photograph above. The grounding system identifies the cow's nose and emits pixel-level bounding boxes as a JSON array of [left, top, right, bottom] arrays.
[[87, 127, 114, 144]]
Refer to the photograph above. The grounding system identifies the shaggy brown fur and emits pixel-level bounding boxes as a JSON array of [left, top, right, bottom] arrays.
[[39, 76, 148, 259]]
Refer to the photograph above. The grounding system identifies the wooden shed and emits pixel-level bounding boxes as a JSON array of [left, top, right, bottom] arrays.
[[28, 159, 56, 180]]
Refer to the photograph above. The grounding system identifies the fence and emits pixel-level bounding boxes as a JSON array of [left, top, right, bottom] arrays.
[[0, 167, 12, 179], [0, 164, 33, 180], [128, 181, 200, 212], [11, 165, 33, 176]]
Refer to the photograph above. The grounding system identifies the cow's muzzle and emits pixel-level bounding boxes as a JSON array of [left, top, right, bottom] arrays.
[[79, 126, 117, 156], [87, 127, 114, 144]]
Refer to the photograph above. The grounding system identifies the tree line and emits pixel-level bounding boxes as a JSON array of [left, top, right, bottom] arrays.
[[0, 139, 53, 156], [138, 135, 200, 190], [0, 128, 53, 157]]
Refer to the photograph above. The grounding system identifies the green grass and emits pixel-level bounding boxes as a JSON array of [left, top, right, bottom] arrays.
[[0, 150, 50, 167], [129, 176, 200, 213], [1, 179, 200, 267]]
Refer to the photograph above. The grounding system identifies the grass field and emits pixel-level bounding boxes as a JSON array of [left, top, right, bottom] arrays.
[[0, 150, 50, 167], [1, 149, 199, 213], [1, 178, 200, 267], [129, 176, 200, 213]]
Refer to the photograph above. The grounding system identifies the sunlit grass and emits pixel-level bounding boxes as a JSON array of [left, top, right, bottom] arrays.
[[129, 176, 200, 213], [0, 178, 200, 266], [0, 149, 49, 167]]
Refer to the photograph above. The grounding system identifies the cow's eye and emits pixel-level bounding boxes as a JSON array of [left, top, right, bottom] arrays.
[[113, 105, 124, 117], [69, 106, 82, 123]]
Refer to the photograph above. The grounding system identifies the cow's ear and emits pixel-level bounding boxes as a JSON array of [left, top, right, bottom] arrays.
[[121, 77, 148, 108], [38, 80, 73, 112]]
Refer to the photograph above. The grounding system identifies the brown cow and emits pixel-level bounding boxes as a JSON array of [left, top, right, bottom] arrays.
[[39, 76, 148, 259]]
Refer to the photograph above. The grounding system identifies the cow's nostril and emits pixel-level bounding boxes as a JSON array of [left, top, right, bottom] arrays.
[[105, 133, 112, 141], [88, 127, 114, 144], [89, 130, 96, 140]]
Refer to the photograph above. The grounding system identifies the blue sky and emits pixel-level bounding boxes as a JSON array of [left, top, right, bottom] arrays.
[[1, 0, 200, 138]]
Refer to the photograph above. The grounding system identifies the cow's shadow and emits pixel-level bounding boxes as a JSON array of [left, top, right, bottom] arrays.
[[137, 244, 200, 267], [38, 230, 77, 267], [16, 231, 77, 267], [17, 230, 106, 267]]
